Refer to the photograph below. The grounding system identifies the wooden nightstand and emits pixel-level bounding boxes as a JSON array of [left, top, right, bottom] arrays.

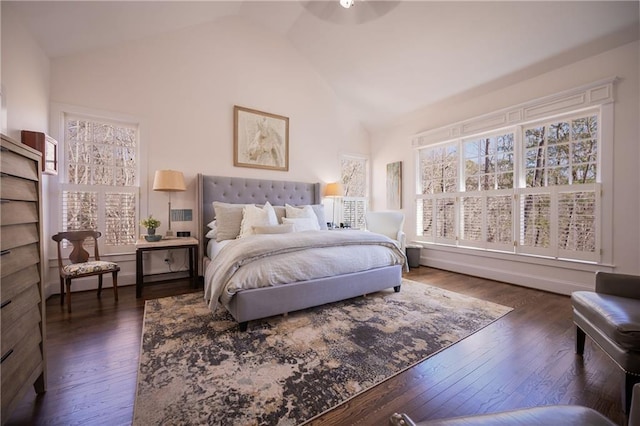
[[135, 237, 198, 298]]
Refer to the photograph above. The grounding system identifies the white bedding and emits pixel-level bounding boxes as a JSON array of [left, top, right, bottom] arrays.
[[207, 238, 231, 260], [204, 230, 406, 311]]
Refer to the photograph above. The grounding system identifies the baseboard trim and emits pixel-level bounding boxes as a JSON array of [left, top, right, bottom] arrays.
[[422, 256, 592, 295], [43, 272, 137, 300]]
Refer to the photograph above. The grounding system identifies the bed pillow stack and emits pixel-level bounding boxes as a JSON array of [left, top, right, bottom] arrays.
[[212, 201, 328, 241], [239, 202, 278, 238], [283, 204, 321, 232]]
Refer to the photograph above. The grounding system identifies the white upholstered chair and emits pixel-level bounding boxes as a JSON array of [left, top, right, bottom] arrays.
[[365, 211, 406, 252]]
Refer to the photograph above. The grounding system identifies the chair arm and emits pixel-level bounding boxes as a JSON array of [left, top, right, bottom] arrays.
[[595, 271, 640, 299], [397, 231, 406, 252], [630, 383, 640, 426], [389, 413, 417, 426]]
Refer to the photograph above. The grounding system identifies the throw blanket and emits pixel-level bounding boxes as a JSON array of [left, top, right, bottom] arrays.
[[204, 230, 406, 310]]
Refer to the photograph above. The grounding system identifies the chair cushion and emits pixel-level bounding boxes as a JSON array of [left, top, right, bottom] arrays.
[[572, 291, 640, 351], [62, 261, 119, 277]]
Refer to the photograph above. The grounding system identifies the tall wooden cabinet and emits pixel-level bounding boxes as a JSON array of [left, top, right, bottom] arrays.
[[1, 133, 47, 424]]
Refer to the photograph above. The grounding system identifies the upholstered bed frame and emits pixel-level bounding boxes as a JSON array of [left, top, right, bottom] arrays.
[[197, 174, 403, 330]]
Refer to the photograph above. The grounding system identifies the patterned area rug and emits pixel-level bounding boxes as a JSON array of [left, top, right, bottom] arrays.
[[133, 279, 512, 425]]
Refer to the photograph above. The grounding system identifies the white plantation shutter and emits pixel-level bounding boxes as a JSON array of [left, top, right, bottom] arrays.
[[557, 187, 599, 261], [61, 115, 139, 253], [460, 195, 482, 246], [435, 196, 456, 243], [105, 192, 137, 245], [416, 109, 601, 263], [516, 185, 599, 261], [518, 189, 552, 256], [342, 198, 367, 229], [416, 198, 434, 239], [62, 191, 98, 231], [486, 193, 513, 249], [458, 192, 513, 250]]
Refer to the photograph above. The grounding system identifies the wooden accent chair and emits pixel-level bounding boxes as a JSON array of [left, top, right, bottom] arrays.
[[52, 231, 120, 313]]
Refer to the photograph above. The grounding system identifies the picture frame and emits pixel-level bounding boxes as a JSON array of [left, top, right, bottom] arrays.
[[234, 105, 289, 171], [386, 161, 402, 209]]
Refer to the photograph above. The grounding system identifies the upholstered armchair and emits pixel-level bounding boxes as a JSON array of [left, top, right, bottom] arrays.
[[365, 211, 406, 252], [572, 271, 640, 414], [390, 383, 640, 425]]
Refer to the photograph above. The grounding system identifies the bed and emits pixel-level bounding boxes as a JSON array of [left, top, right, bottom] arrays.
[[197, 174, 406, 331]]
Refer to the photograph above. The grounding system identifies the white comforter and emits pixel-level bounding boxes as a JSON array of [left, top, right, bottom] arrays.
[[204, 230, 406, 310]]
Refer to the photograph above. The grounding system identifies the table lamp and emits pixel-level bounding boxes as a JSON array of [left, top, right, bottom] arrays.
[[324, 182, 344, 229], [153, 170, 186, 237]]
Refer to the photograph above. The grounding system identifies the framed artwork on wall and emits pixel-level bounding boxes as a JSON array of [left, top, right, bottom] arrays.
[[386, 161, 402, 209], [234, 105, 289, 171]]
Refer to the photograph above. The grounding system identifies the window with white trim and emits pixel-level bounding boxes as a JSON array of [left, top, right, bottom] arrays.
[[61, 115, 139, 251], [340, 155, 368, 229], [416, 110, 600, 262]]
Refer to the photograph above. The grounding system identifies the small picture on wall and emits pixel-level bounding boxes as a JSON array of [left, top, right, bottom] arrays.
[[234, 105, 289, 171], [387, 161, 402, 209]]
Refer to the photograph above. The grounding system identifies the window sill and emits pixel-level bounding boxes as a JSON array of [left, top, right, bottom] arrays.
[[411, 240, 614, 273]]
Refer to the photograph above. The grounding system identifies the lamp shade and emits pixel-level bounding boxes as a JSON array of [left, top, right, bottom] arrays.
[[153, 170, 186, 192], [324, 182, 344, 197]]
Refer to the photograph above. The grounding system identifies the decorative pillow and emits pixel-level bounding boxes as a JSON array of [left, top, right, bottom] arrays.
[[284, 204, 320, 230], [213, 202, 247, 242], [310, 205, 328, 230], [272, 205, 286, 224], [239, 202, 278, 238], [252, 224, 295, 235], [205, 220, 218, 239], [282, 217, 319, 232]]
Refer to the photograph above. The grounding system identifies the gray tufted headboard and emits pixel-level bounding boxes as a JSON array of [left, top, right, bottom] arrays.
[[196, 174, 321, 268]]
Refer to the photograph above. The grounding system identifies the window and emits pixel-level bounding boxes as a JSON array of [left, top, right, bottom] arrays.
[[340, 155, 368, 229], [416, 110, 600, 262], [61, 115, 139, 250]]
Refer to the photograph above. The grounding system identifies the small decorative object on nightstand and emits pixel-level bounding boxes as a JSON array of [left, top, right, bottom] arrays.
[[140, 215, 162, 242]]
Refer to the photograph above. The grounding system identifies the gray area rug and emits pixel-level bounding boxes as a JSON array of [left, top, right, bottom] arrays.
[[133, 279, 512, 425]]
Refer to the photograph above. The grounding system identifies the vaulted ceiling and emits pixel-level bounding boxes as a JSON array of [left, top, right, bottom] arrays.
[[6, 1, 639, 129]]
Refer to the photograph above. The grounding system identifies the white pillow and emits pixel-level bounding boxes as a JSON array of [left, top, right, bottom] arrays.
[[252, 224, 294, 235], [282, 217, 319, 232], [285, 204, 320, 230], [239, 201, 278, 238], [205, 220, 218, 239]]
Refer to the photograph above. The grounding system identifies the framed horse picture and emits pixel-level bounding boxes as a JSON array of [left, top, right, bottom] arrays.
[[234, 105, 289, 171]]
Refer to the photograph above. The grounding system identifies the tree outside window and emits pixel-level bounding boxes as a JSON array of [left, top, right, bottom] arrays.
[[340, 156, 368, 229], [62, 116, 138, 248]]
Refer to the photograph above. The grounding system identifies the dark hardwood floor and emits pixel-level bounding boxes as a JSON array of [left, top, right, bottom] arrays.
[[8, 267, 626, 425]]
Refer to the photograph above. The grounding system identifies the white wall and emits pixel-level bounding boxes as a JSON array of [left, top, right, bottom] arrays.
[[1, 3, 57, 295], [44, 15, 369, 294], [1, 4, 50, 139], [370, 41, 640, 294]]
